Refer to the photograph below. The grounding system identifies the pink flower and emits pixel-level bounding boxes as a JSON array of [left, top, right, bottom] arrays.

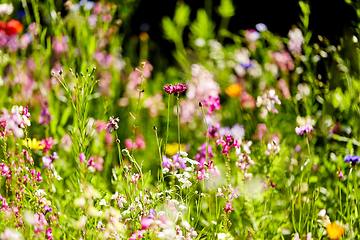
[[203, 96, 221, 115], [224, 202, 234, 214], [40, 137, 55, 154], [163, 83, 187, 95], [141, 217, 152, 230], [46, 227, 53, 240], [79, 153, 86, 163], [87, 156, 104, 171]]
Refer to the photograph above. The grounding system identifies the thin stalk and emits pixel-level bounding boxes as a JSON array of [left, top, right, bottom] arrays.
[[131, 62, 146, 156], [164, 94, 171, 155], [199, 103, 209, 163], [176, 96, 181, 154], [154, 127, 164, 190]]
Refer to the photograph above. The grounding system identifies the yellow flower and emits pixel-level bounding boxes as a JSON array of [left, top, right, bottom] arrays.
[[326, 222, 345, 240], [225, 84, 242, 98], [22, 138, 45, 150], [166, 142, 186, 156]]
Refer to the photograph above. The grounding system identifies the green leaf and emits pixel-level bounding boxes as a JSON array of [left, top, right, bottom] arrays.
[[162, 16, 180, 42], [174, 3, 190, 28], [217, 0, 235, 18], [189, 9, 215, 40]]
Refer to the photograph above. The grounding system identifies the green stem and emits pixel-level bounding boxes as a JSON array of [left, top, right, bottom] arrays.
[[154, 127, 164, 189], [176, 97, 181, 154], [199, 104, 209, 163], [164, 94, 171, 155]]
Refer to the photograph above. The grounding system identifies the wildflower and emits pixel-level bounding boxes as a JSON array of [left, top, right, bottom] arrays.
[[0, 20, 23, 35], [225, 84, 242, 98], [87, 156, 104, 171], [326, 222, 345, 240], [344, 155, 360, 164], [255, 23, 267, 32], [130, 173, 141, 183], [245, 29, 260, 41], [79, 153, 87, 163], [44, 205, 52, 213], [166, 142, 186, 156], [42, 152, 59, 169], [224, 202, 233, 214], [295, 125, 314, 135], [105, 116, 119, 132], [163, 83, 187, 95], [203, 96, 221, 115], [288, 28, 304, 55], [256, 90, 281, 118], [22, 138, 44, 150], [0, 4, 13, 16], [40, 137, 55, 154]]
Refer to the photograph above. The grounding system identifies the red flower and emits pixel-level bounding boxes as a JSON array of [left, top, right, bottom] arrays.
[[0, 20, 23, 35]]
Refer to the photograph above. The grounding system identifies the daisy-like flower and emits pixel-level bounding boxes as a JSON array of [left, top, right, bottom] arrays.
[[22, 138, 45, 150], [326, 222, 345, 240]]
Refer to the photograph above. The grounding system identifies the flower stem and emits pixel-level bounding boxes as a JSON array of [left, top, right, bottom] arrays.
[[177, 96, 181, 154], [164, 94, 171, 155]]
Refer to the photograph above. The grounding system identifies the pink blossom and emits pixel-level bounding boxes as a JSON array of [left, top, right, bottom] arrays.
[[40, 137, 55, 154], [79, 153, 86, 163], [87, 156, 104, 171], [224, 202, 234, 214], [203, 96, 221, 115]]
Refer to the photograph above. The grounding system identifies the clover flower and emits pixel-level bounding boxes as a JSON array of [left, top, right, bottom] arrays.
[[295, 125, 314, 135], [163, 83, 187, 95]]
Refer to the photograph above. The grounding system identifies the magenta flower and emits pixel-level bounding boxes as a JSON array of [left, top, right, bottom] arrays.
[[40, 137, 55, 154], [141, 217, 152, 230], [203, 96, 221, 115], [87, 156, 104, 171], [163, 83, 187, 95], [224, 202, 234, 214], [79, 153, 87, 163], [295, 125, 314, 135]]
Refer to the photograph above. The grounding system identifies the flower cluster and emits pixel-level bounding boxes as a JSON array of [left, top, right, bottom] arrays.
[[202, 96, 221, 115], [256, 90, 281, 118], [163, 83, 187, 95], [0, 106, 31, 138], [105, 116, 119, 132], [235, 153, 255, 179], [216, 135, 240, 157], [295, 125, 314, 135]]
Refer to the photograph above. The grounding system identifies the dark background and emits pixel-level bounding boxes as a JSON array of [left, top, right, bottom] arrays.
[[129, 0, 358, 65]]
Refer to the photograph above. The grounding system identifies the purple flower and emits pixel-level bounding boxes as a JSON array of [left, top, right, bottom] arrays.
[[344, 155, 360, 163], [44, 205, 52, 213], [295, 125, 314, 135]]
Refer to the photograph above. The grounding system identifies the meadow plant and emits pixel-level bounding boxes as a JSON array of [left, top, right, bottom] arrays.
[[0, 0, 360, 239]]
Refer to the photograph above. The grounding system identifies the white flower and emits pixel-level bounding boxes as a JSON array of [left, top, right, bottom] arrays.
[[217, 233, 226, 240], [99, 199, 107, 206]]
